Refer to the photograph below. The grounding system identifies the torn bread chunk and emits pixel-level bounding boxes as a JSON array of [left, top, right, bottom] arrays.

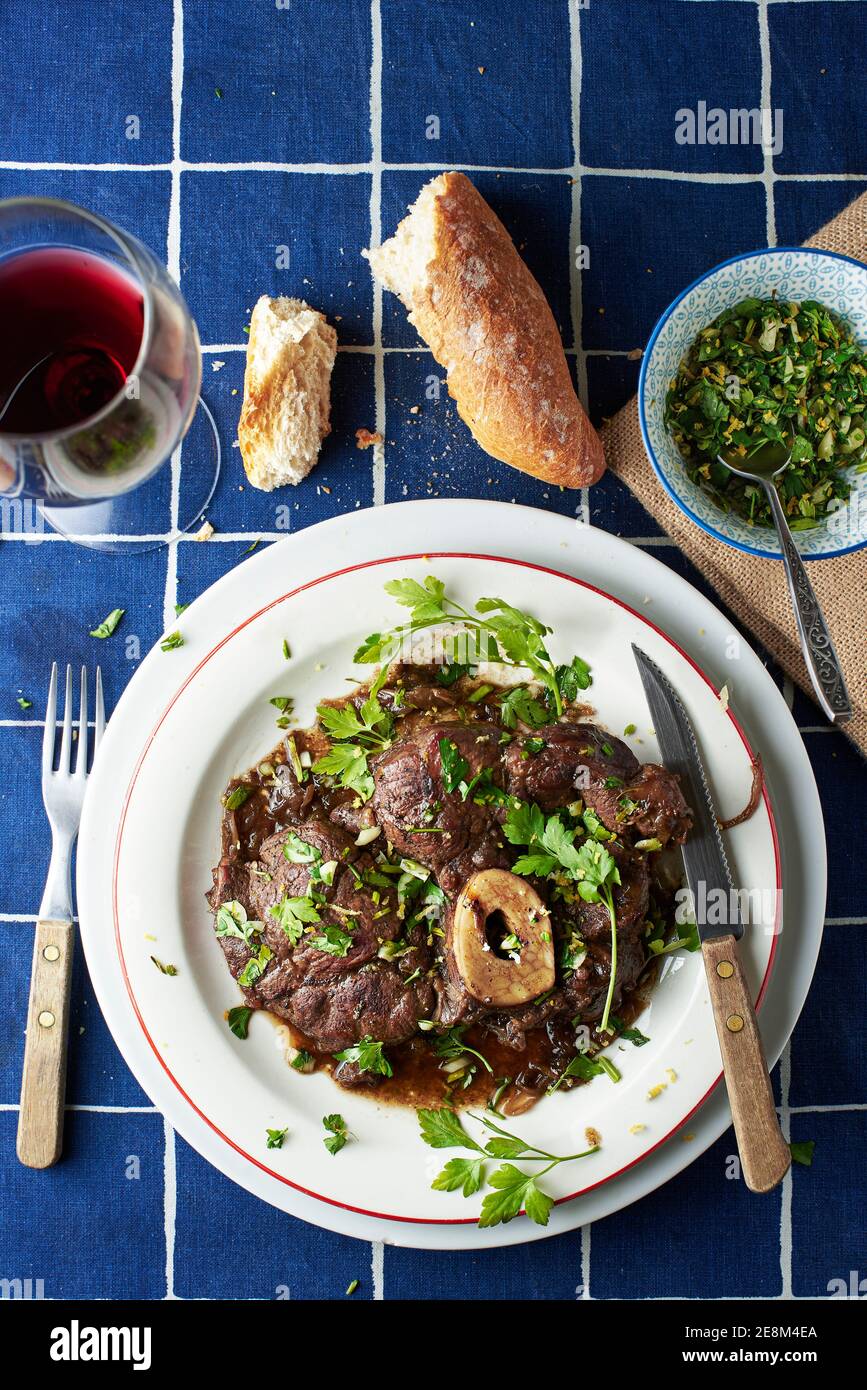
[[238, 296, 337, 491], [364, 172, 605, 489]]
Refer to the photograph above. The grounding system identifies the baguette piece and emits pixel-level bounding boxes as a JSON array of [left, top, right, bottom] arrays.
[[238, 296, 337, 491], [364, 173, 605, 489]]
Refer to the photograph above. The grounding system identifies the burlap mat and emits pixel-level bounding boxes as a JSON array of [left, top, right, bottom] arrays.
[[601, 192, 867, 756]]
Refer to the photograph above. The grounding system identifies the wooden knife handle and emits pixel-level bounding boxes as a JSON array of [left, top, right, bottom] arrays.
[[702, 933, 790, 1193], [17, 919, 74, 1169]]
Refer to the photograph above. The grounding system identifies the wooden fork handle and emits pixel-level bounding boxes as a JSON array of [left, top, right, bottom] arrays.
[[702, 934, 790, 1193], [17, 919, 74, 1169]]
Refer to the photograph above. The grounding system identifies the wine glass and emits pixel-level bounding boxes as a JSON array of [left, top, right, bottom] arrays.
[[0, 197, 219, 552]]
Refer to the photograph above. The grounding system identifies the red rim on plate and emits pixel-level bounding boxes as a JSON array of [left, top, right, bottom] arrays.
[[112, 553, 782, 1224]]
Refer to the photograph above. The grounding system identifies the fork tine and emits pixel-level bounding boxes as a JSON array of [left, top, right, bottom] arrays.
[[74, 665, 88, 777], [58, 664, 73, 774], [42, 662, 58, 777], [94, 666, 105, 750]]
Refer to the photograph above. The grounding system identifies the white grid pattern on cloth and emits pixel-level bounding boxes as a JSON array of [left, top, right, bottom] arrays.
[[3, 0, 859, 1300]]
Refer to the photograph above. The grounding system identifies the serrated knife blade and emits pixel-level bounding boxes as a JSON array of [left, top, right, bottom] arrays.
[[631, 643, 742, 942]]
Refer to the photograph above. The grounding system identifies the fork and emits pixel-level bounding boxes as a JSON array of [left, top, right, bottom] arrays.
[[16, 664, 105, 1169]]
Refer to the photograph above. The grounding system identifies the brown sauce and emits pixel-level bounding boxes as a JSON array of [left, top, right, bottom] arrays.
[[216, 663, 675, 1111]]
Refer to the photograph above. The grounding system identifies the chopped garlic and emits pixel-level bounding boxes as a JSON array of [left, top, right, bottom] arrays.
[[629, 1123, 646, 1135], [666, 1068, 678, 1084], [647, 1083, 668, 1100]]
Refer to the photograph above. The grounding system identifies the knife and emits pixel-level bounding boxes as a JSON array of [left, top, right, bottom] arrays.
[[632, 645, 790, 1194]]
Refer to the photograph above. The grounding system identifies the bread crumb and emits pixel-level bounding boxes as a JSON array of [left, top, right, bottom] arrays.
[[477, 65, 485, 74], [194, 520, 215, 542], [682, 1132, 695, 1142], [718, 683, 730, 712], [585, 1126, 601, 1147], [626, 348, 643, 361], [409, 405, 420, 414], [211, 360, 225, 371], [355, 428, 383, 449]]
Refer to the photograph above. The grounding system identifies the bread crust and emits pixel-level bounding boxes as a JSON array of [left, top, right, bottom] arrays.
[[374, 173, 605, 489]]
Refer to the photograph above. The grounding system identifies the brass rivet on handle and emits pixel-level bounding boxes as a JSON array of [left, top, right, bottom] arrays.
[[43, 944, 60, 962], [716, 960, 734, 979], [726, 1013, 744, 1033], [38, 1010, 56, 1029]]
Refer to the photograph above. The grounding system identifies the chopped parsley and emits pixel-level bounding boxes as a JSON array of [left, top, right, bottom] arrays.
[[789, 1140, 815, 1167], [313, 666, 393, 801], [268, 894, 320, 945], [333, 1036, 393, 1077], [238, 943, 272, 987], [226, 1005, 253, 1038], [308, 922, 354, 957], [223, 785, 251, 811], [89, 608, 124, 639], [150, 956, 177, 976], [266, 1127, 287, 1150], [160, 631, 184, 652], [438, 735, 469, 793], [323, 1113, 349, 1155]]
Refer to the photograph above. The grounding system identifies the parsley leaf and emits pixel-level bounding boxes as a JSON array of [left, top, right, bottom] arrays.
[[498, 685, 548, 730], [333, 1037, 393, 1077], [789, 1140, 815, 1167], [282, 832, 320, 864], [314, 743, 374, 801], [268, 894, 320, 945], [432, 1155, 486, 1196], [478, 1165, 553, 1229], [226, 1005, 253, 1039], [555, 655, 593, 702], [438, 736, 470, 794], [323, 1113, 349, 1156], [417, 1107, 486, 1153], [266, 1127, 287, 1150], [308, 922, 354, 957], [214, 901, 264, 947], [313, 682, 394, 802], [238, 943, 272, 987]]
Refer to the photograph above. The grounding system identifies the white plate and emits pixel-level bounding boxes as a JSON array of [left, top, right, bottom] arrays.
[[77, 500, 825, 1248]]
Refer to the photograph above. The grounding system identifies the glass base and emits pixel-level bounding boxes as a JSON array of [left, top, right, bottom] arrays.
[[40, 397, 220, 553]]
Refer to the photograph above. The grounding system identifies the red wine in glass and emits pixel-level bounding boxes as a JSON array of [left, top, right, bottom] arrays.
[[0, 247, 144, 433]]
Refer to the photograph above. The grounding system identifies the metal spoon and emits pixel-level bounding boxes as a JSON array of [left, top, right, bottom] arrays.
[[717, 440, 851, 725]]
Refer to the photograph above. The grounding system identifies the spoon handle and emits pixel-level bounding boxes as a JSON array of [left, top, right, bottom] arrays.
[[763, 482, 852, 725]]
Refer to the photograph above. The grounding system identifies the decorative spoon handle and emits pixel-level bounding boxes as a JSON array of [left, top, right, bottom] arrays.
[[763, 481, 852, 725]]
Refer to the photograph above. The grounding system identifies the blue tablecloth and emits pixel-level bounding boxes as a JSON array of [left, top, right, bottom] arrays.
[[1, 0, 864, 1302]]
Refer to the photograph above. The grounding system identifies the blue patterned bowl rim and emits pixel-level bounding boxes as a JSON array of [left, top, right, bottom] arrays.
[[638, 246, 867, 562]]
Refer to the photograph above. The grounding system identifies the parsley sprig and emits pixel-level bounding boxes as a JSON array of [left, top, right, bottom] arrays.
[[312, 666, 393, 801], [418, 1107, 599, 1228], [355, 577, 592, 719], [504, 801, 622, 1032]]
